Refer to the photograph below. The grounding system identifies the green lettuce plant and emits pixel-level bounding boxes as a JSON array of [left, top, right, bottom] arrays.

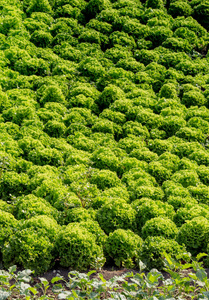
[[97, 198, 136, 234], [177, 216, 209, 255], [141, 217, 178, 239], [140, 236, 189, 269], [104, 229, 143, 268], [55, 224, 105, 270], [2, 228, 54, 274], [132, 198, 175, 232], [13, 194, 59, 220], [174, 204, 209, 227]]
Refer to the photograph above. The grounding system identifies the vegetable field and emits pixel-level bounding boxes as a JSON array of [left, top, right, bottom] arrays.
[[1, 0, 209, 275]]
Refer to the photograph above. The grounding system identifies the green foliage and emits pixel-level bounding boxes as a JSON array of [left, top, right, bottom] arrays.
[[189, 149, 209, 166], [28, 147, 64, 166], [182, 91, 207, 107], [14, 57, 51, 76], [121, 167, 157, 187], [174, 27, 199, 45], [55, 224, 105, 270], [91, 146, 119, 172], [119, 157, 148, 177], [13, 194, 59, 220], [105, 229, 143, 268], [171, 169, 200, 188], [100, 109, 126, 125], [31, 11, 54, 24], [162, 37, 192, 52], [176, 126, 205, 142], [147, 26, 173, 48], [176, 59, 209, 76], [168, 1, 192, 18], [188, 116, 209, 134], [130, 147, 158, 163], [193, 1, 209, 30], [159, 83, 178, 99], [92, 118, 122, 137], [86, 19, 112, 34], [78, 57, 106, 80], [97, 8, 119, 23], [177, 217, 209, 254], [102, 185, 130, 202], [188, 184, 209, 205], [85, 0, 111, 19], [2, 255, 209, 299], [123, 121, 150, 138], [157, 152, 180, 172], [167, 195, 198, 210], [162, 180, 191, 199], [142, 217, 178, 239], [79, 219, 107, 246], [20, 215, 60, 242], [109, 31, 136, 49], [33, 178, 72, 209], [104, 47, 133, 65], [118, 136, 146, 154], [55, 4, 84, 21], [39, 85, 66, 105], [140, 236, 188, 270], [2, 228, 54, 274], [97, 198, 136, 234], [0, 209, 18, 246], [90, 169, 120, 190], [63, 207, 96, 224], [30, 30, 53, 47], [44, 120, 66, 137], [26, 0, 53, 15], [197, 165, 209, 185], [2, 106, 36, 126], [97, 84, 125, 109], [174, 204, 209, 227], [145, 0, 165, 9], [171, 138, 204, 159], [148, 138, 173, 155], [135, 49, 159, 66], [0, 171, 30, 201], [54, 0, 86, 10], [136, 108, 163, 130], [132, 198, 175, 232], [116, 57, 144, 73], [0, 200, 12, 213], [2, 0, 209, 275], [148, 161, 172, 184]]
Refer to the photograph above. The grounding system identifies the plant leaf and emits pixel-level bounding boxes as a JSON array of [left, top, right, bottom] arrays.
[[196, 269, 207, 282], [8, 265, 16, 274], [196, 253, 208, 261], [0, 291, 11, 300], [28, 287, 38, 295], [51, 276, 64, 284]]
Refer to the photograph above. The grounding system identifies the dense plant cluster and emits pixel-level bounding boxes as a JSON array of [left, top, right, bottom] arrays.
[[1, 255, 209, 299], [1, 0, 209, 274]]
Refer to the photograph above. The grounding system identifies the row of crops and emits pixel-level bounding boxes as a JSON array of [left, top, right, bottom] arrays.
[[1, 0, 209, 274]]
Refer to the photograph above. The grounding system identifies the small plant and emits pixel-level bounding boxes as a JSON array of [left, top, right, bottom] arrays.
[[2, 253, 209, 299]]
